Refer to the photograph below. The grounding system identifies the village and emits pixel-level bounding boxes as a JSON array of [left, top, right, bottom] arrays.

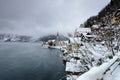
[[43, 9, 120, 80]]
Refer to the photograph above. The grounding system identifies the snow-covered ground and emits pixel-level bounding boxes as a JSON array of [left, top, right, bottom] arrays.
[[61, 37, 120, 80], [104, 66, 120, 80], [77, 56, 120, 80]]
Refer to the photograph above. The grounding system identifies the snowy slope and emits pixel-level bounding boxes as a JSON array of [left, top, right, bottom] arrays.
[[77, 56, 119, 80]]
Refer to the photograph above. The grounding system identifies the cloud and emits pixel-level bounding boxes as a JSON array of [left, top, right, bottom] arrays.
[[0, 0, 110, 37]]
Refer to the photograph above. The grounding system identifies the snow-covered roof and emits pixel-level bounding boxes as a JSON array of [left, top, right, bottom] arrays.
[[118, 9, 120, 10], [92, 25, 99, 28], [48, 39, 55, 42], [85, 35, 97, 38], [66, 62, 81, 72], [76, 28, 91, 33], [69, 37, 81, 44], [62, 40, 69, 44], [82, 33, 87, 36], [67, 75, 79, 80]]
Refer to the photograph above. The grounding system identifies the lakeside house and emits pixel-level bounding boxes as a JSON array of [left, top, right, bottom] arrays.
[[74, 28, 96, 42]]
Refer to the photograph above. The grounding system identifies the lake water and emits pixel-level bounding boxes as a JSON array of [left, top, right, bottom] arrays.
[[0, 42, 66, 80]]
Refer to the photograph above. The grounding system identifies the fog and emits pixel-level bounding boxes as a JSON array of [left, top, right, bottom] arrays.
[[0, 0, 110, 37]]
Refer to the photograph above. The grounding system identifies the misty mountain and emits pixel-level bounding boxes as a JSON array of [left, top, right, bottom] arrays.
[[0, 33, 69, 42], [0, 34, 31, 42], [38, 34, 69, 42]]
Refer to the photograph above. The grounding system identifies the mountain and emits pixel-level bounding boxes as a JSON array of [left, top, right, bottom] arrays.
[[0, 34, 31, 42], [0, 33, 69, 42], [84, 0, 120, 28], [38, 34, 69, 42]]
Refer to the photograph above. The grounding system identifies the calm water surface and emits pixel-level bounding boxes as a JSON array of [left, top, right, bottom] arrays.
[[0, 42, 66, 80]]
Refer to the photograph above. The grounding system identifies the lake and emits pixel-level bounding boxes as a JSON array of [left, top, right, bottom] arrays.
[[0, 42, 66, 80]]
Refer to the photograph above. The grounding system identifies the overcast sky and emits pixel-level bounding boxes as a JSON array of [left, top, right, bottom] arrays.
[[0, 0, 110, 37]]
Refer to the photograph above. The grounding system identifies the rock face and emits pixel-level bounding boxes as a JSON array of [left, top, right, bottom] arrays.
[[84, 0, 120, 28]]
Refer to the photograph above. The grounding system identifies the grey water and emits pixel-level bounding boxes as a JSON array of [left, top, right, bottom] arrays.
[[0, 42, 66, 80]]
